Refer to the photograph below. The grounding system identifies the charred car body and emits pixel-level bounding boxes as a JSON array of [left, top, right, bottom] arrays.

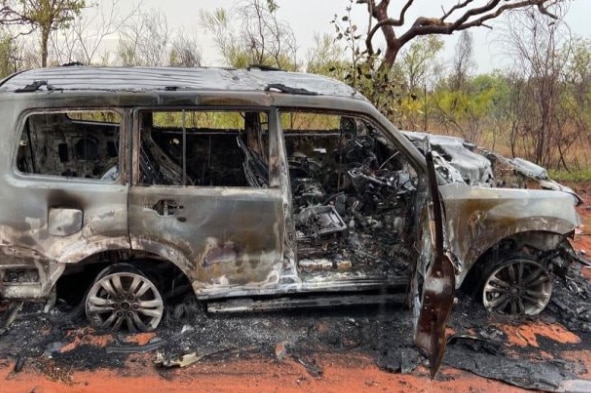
[[0, 67, 580, 374]]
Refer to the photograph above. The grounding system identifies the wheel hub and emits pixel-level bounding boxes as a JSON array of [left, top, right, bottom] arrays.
[[85, 270, 164, 332]]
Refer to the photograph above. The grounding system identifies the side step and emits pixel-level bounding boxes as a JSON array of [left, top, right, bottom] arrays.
[[207, 293, 406, 313]]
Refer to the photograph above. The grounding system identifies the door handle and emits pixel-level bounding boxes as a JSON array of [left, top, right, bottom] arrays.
[[151, 199, 183, 216]]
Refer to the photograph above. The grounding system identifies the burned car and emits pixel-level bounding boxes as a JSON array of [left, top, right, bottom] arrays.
[[0, 66, 580, 375]]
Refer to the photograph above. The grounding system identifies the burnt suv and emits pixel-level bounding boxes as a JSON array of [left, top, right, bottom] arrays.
[[0, 66, 581, 374]]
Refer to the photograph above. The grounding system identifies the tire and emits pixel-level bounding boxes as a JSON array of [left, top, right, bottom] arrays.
[[85, 264, 164, 332], [480, 253, 553, 316]]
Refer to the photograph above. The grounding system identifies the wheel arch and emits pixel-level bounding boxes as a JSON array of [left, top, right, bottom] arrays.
[[57, 245, 195, 298], [128, 239, 196, 283], [458, 229, 571, 292]]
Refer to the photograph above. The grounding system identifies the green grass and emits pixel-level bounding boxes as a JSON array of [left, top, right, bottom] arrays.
[[548, 168, 591, 183]]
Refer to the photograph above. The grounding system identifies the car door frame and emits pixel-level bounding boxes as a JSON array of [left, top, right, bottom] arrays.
[[127, 106, 287, 296]]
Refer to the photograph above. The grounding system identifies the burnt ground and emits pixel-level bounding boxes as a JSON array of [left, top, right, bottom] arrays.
[[2, 199, 591, 392], [2, 262, 591, 392]]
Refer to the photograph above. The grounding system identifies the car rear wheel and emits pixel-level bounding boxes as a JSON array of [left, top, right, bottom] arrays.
[[481, 254, 553, 316], [85, 265, 164, 332]]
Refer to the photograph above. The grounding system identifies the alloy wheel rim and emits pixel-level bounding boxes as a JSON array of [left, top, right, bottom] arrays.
[[86, 272, 164, 332], [482, 259, 552, 315]]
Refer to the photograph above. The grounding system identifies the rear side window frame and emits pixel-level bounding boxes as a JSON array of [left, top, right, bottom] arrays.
[[12, 108, 127, 184]]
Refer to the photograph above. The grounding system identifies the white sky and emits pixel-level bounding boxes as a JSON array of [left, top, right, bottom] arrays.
[[125, 0, 591, 73]]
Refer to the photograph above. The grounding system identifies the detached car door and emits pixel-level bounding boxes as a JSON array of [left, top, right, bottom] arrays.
[[127, 109, 285, 294], [412, 151, 456, 377]]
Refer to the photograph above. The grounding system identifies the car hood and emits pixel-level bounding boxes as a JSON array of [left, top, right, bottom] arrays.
[[401, 131, 582, 205]]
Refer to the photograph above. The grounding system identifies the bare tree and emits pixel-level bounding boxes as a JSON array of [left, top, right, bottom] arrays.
[[450, 31, 475, 91], [242, 0, 297, 68], [201, 0, 298, 70], [505, 9, 574, 168], [386, 35, 443, 130], [117, 9, 169, 66], [357, 0, 568, 74], [169, 29, 202, 67], [50, 0, 142, 65], [429, 31, 478, 140]]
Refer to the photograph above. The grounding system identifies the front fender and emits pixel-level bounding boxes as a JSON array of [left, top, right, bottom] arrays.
[[439, 183, 578, 286]]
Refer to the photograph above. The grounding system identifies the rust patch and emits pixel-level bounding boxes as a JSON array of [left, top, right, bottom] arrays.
[[499, 322, 580, 348]]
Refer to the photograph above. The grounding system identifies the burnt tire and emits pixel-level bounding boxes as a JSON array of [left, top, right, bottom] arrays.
[[480, 254, 552, 316], [85, 265, 164, 332]]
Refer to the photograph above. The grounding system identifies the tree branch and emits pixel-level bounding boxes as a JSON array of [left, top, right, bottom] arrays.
[[441, 0, 474, 22], [365, 0, 413, 56], [358, 0, 566, 77], [398, 1, 559, 51]]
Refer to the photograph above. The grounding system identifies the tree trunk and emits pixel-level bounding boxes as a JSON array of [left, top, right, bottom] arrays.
[[40, 27, 49, 67], [372, 1, 401, 74]]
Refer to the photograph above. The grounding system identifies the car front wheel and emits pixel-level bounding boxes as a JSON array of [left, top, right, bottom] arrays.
[[481, 254, 553, 316]]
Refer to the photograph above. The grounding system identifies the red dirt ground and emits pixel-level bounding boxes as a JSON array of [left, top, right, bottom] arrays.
[[2, 190, 591, 393], [1, 354, 530, 393]]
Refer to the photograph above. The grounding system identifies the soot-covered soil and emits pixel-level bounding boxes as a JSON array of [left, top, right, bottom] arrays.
[[2, 197, 591, 393]]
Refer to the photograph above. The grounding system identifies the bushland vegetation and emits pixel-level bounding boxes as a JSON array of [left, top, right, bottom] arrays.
[[1, 0, 589, 175]]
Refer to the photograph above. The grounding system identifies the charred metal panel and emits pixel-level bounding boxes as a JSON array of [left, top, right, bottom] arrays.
[[0, 180, 130, 257], [486, 152, 582, 203], [48, 208, 83, 236], [0, 106, 130, 299], [128, 187, 285, 293], [402, 131, 493, 187], [402, 130, 582, 205], [0, 67, 364, 100], [0, 255, 65, 299], [268, 110, 300, 285], [413, 151, 455, 378], [440, 183, 579, 285]]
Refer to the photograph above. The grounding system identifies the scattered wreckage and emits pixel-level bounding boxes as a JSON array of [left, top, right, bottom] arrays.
[[0, 66, 581, 375]]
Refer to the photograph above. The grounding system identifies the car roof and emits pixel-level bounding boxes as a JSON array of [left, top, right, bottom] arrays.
[[0, 66, 365, 100]]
